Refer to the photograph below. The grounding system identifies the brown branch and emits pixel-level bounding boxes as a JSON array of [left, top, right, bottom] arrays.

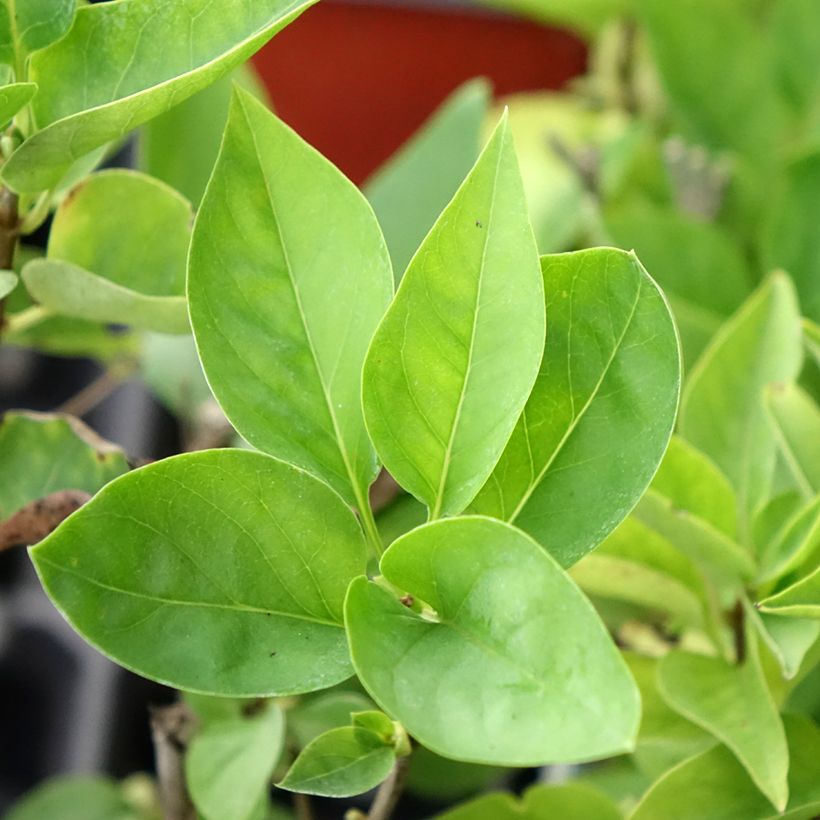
[[149, 702, 199, 820], [731, 600, 746, 664], [0, 185, 20, 332], [0, 490, 91, 551], [366, 755, 411, 820], [58, 370, 125, 418]]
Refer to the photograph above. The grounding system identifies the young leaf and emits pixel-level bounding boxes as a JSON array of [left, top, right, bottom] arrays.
[[186, 703, 285, 820], [0, 411, 127, 520], [435, 782, 622, 820], [30, 449, 367, 696], [345, 517, 639, 765], [748, 605, 820, 680], [364, 78, 490, 282], [625, 654, 712, 780], [759, 566, 820, 618], [681, 273, 803, 539], [0, 268, 17, 298], [658, 644, 789, 811], [49, 170, 192, 297], [22, 259, 189, 334], [631, 715, 820, 820], [758, 495, 820, 582], [470, 248, 680, 567], [570, 518, 706, 628], [4, 776, 138, 820], [362, 113, 545, 518], [0, 0, 74, 61], [0, 81, 36, 124], [288, 692, 375, 748], [278, 726, 395, 798], [764, 383, 820, 498], [2, 0, 316, 192], [188, 89, 392, 509]]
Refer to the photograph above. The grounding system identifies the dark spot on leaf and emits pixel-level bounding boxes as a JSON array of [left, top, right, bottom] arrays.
[[400, 594, 414, 608], [475, 220, 483, 228]]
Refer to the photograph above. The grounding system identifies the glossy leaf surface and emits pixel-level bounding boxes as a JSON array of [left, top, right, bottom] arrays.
[[189, 89, 392, 506], [631, 716, 820, 820], [3, 0, 316, 191], [23, 259, 189, 334], [345, 517, 639, 764], [658, 647, 789, 810], [30, 449, 367, 695], [278, 726, 395, 797], [363, 113, 544, 518], [749, 606, 819, 680], [365, 78, 489, 281], [0, 411, 127, 520], [186, 703, 285, 820], [0, 0, 74, 59], [49, 170, 192, 297], [471, 248, 680, 566], [681, 273, 803, 538]]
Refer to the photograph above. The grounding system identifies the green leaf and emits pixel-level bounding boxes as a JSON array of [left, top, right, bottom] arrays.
[[631, 715, 820, 820], [375, 494, 427, 551], [625, 653, 712, 779], [761, 153, 820, 323], [22, 259, 189, 334], [0, 0, 74, 61], [186, 703, 285, 820], [345, 517, 639, 765], [470, 248, 680, 567], [748, 605, 820, 680], [681, 273, 803, 539], [0, 81, 35, 123], [49, 170, 192, 297], [804, 318, 820, 366], [365, 78, 489, 282], [0, 410, 127, 520], [764, 383, 820, 498], [288, 692, 374, 748], [2, 0, 316, 192], [759, 567, 820, 618], [658, 644, 789, 811], [772, 0, 820, 119], [435, 782, 623, 820], [277, 726, 395, 798], [350, 710, 396, 741], [188, 88, 392, 508], [757, 496, 820, 582], [5, 776, 137, 820], [30, 449, 367, 696], [140, 62, 269, 207], [362, 112, 544, 518], [571, 517, 706, 628], [606, 202, 751, 365], [636, 0, 784, 159], [0, 267, 17, 298]]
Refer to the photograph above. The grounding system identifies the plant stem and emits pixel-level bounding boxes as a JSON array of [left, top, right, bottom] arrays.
[[4, 304, 51, 334], [731, 600, 746, 664], [149, 702, 198, 820], [367, 754, 411, 820], [357, 492, 383, 559], [58, 368, 126, 417], [293, 792, 314, 820]]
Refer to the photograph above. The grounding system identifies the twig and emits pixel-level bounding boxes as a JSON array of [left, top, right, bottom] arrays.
[[149, 702, 199, 820], [0, 185, 19, 333], [730, 600, 746, 664], [293, 792, 314, 820], [366, 755, 411, 820], [58, 369, 126, 417]]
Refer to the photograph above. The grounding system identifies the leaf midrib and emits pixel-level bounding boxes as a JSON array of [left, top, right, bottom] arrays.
[[508, 267, 643, 523], [239, 94, 364, 507], [430, 133, 505, 518], [36, 554, 343, 630]]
